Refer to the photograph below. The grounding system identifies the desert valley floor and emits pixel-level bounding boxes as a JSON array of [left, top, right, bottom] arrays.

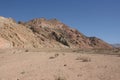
[[0, 48, 120, 80]]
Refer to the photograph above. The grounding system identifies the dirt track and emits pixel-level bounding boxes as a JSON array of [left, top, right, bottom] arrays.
[[0, 48, 120, 80]]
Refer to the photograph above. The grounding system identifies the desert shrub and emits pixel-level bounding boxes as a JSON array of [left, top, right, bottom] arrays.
[[76, 56, 91, 62], [55, 53, 59, 57], [49, 53, 59, 59], [25, 49, 29, 52], [49, 56, 55, 59], [20, 71, 25, 74], [118, 54, 120, 57], [55, 76, 66, 80]]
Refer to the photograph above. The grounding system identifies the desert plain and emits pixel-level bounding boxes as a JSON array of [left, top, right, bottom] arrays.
[[0, 48, 120, 80]]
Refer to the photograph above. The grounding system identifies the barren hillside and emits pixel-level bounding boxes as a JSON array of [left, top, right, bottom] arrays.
[[0, 16, 112, 49]]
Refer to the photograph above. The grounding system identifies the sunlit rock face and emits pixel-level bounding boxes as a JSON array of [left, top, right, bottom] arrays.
[[0, 16, 113, 49]]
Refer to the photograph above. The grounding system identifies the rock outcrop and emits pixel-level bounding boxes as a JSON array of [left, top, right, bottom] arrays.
[[0, 16, 112, 49]]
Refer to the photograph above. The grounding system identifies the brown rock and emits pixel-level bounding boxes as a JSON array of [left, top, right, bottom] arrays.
[[0, 16, 112, 49]]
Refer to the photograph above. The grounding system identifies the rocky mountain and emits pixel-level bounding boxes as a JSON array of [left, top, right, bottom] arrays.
[[111, 44, 120, 48], [0, 16, 112, 49]]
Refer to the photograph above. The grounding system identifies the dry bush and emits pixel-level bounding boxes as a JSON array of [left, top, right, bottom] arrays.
[[113, 48, 120, 53], [55, 53, 59, 57], [55, 76, 66, 80], [49, 56, 55, 59], [20, 71, 25, 74], [25, 49, 29, 52], [117, 54, 120, 57], [49, 53, 59, 59], [76, 56, 91, 62]]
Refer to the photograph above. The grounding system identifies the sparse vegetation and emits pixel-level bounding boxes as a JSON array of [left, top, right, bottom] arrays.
[[113, 48, 120, 53], [55, 76, 66, 80], [20, 71, 25, 74], [49, 56, 55, 59], [118, 54, 120, 57], [25, 49, 29, 52], [64, 64, 67, 66], [76, 56, 91, 62], [49, 53, 59, 59], [55, 53, 59, 57]]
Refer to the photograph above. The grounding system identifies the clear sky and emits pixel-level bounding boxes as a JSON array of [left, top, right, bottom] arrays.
[[0, 0, 120, 44]]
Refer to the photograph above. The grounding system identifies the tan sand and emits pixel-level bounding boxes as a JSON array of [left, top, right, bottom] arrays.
[[0, 48, 120, 80]]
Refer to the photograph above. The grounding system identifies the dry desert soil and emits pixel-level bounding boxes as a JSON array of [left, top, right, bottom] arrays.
[[0, 48, 120, 80]]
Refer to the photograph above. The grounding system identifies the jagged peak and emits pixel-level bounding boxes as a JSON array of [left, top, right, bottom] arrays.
[[48, 18, 62, 25], [0, 16, 6, 20], [48, 18, 60, 22], [0, 16, 16, 23], [30, 18, 46, 21], [28, 18, 61, 24], [25, 18, 66, 29]]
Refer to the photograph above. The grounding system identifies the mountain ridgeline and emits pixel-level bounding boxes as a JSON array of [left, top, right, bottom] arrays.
[[0, 16, 112, 49]]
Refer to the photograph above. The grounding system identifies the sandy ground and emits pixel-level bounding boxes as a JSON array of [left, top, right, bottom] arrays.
[[0, 48, 120, 80]]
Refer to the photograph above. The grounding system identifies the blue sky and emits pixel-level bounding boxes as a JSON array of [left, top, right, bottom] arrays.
[[0, 0, 120, 44]]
